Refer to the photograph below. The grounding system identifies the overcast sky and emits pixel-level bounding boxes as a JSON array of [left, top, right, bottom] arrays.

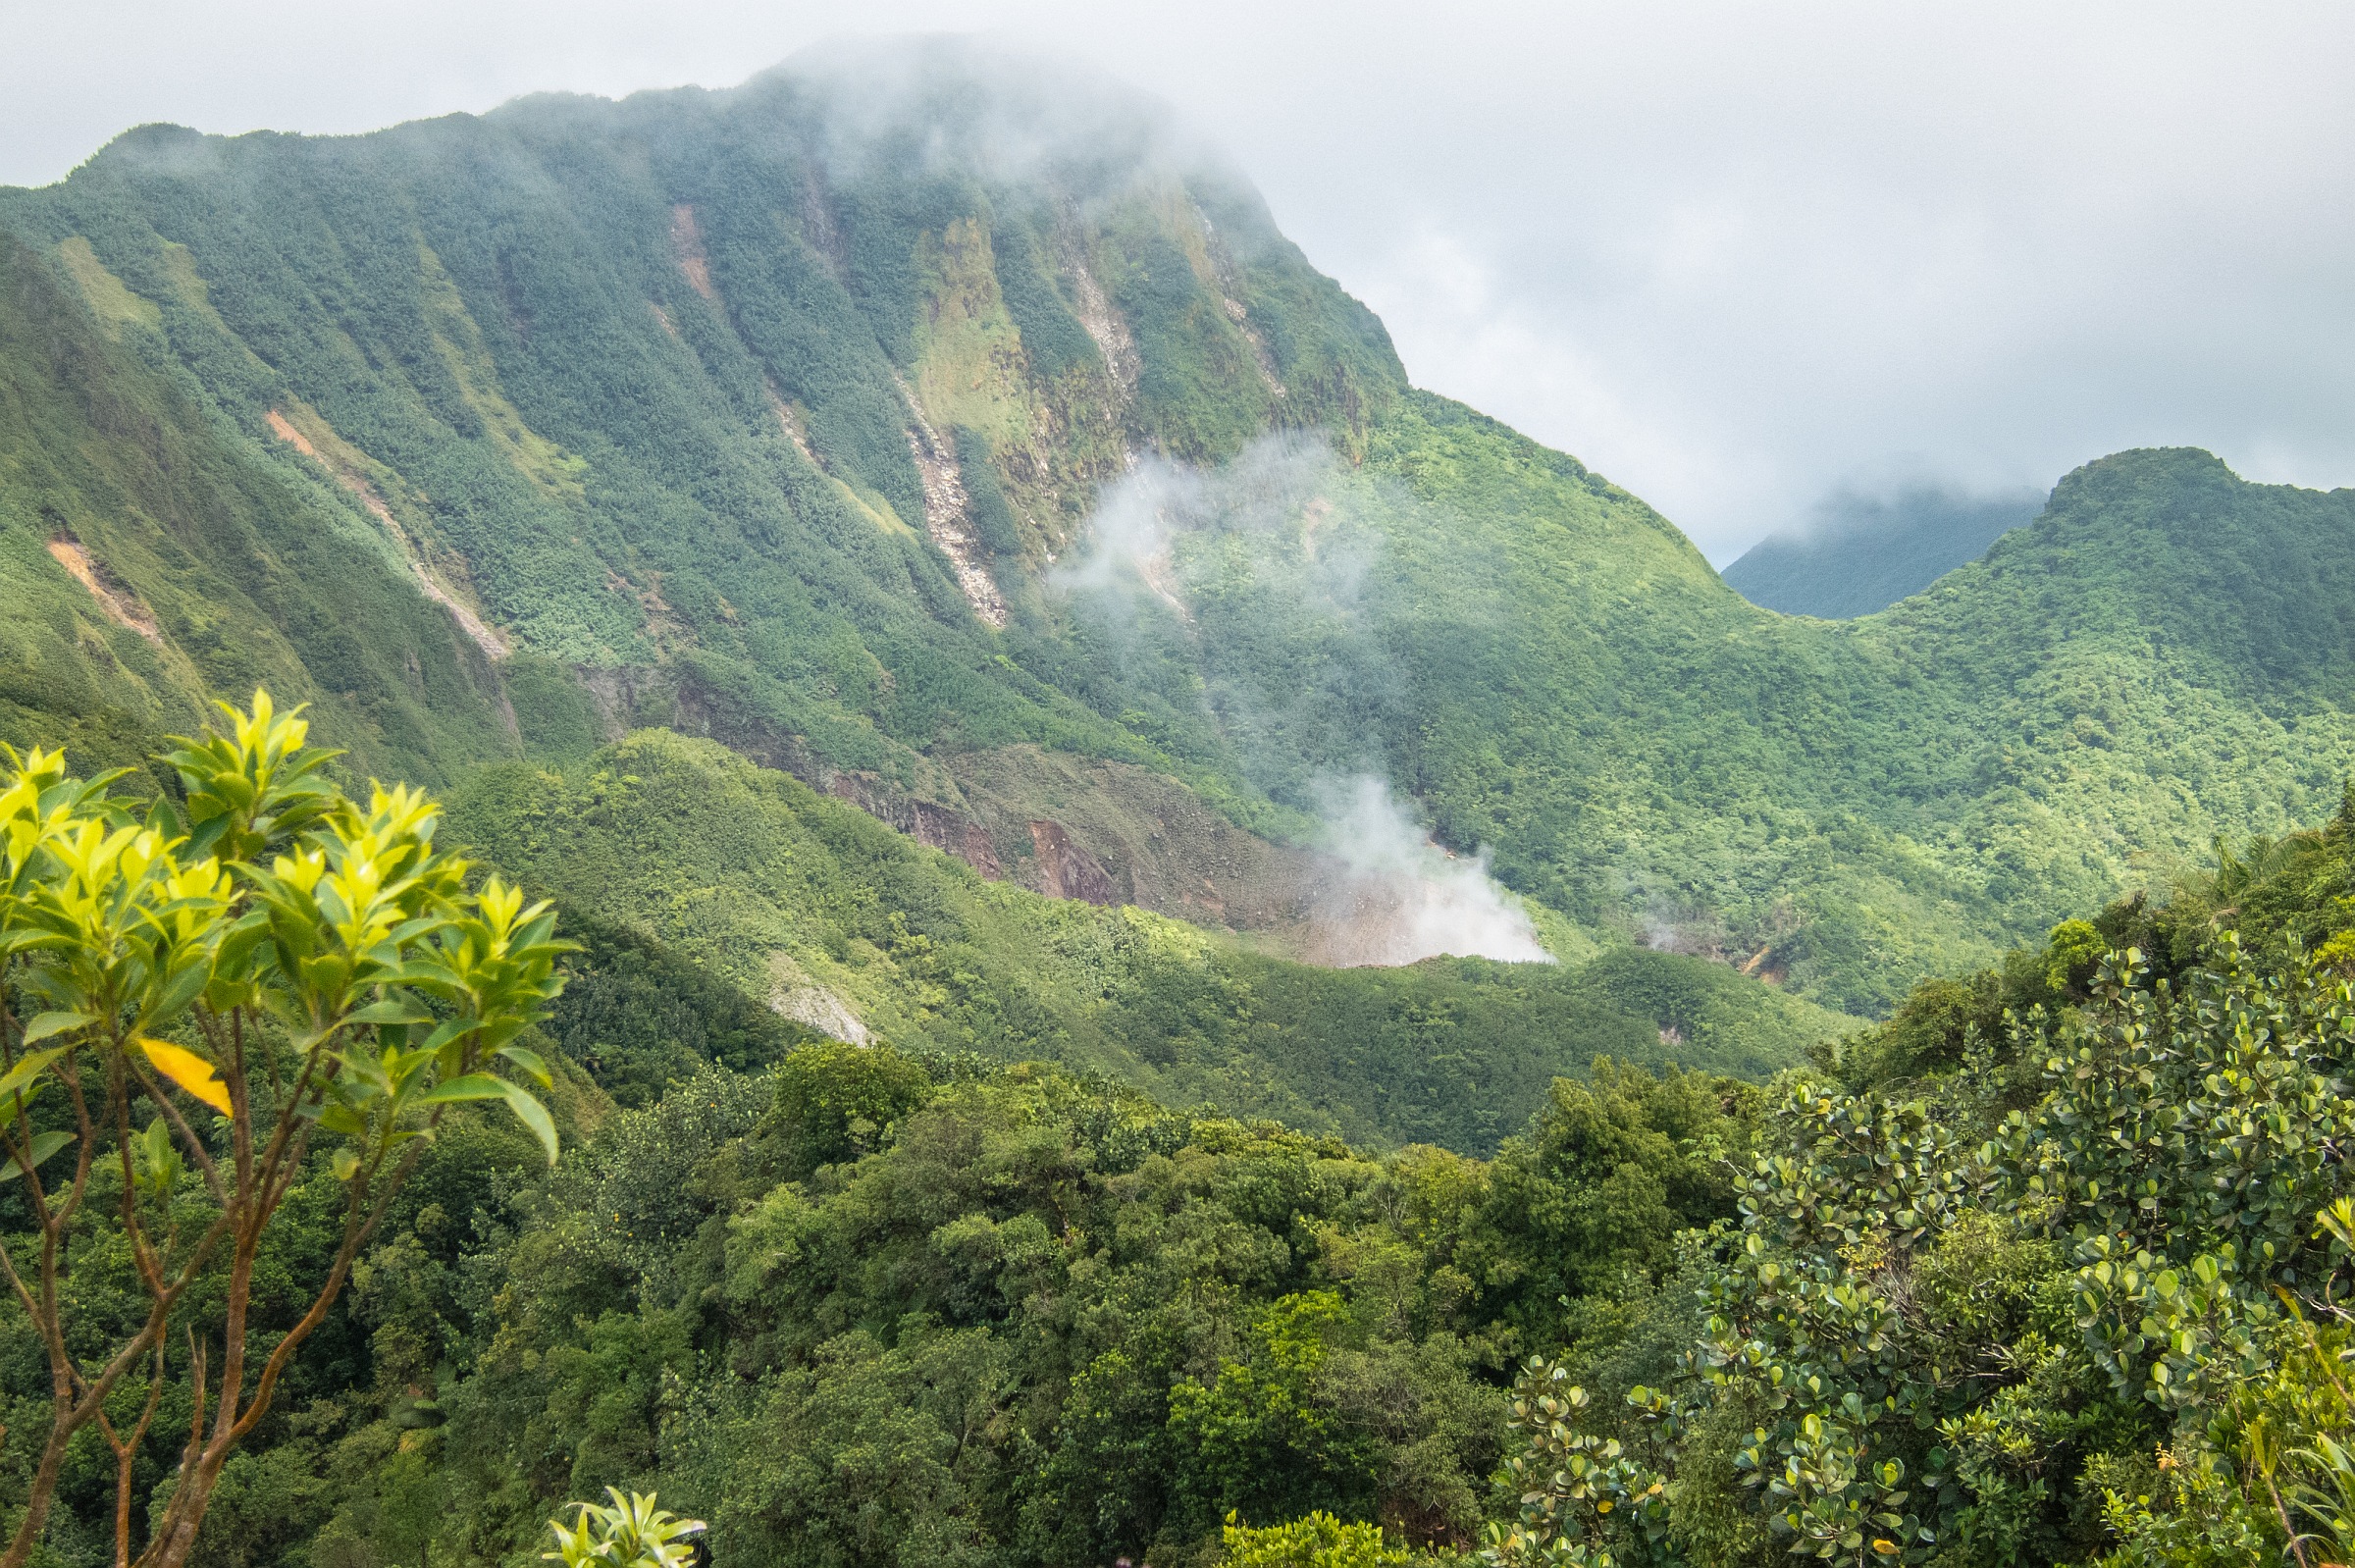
[[5, 0, 2349, 561]]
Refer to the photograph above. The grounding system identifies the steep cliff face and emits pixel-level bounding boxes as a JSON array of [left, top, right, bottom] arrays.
[[0, 42, 1404, 902]]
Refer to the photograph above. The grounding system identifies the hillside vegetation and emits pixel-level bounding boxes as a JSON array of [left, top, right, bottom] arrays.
[[0, 43, 2350, 1015], [455, 728, 1848, 1152], [7, 720, 2346, 1568], [0, 229, 522, 784]]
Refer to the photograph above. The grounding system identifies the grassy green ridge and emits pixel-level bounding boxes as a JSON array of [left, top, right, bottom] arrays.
[[449, 729, 1849, 1152], [1088, 398, 2355, 1010], [1291, 408, 2355, 1011], [4, 44, 2353, 1016]]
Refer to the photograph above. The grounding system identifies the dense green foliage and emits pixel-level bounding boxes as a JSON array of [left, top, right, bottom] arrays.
[[1474, 799, 2355, 1568], [3, 1035, 1772, 1568], [1719, 486, 2041, 620], [5, 721, 2351, 1568]]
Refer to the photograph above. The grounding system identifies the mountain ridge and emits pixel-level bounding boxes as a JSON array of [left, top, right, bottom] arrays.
[[2, 41, 2351, 1017]]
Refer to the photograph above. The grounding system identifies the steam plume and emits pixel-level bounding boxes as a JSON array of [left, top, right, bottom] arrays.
[[1054, 436, 1551, 967], [1301, 776, 1551, 966]]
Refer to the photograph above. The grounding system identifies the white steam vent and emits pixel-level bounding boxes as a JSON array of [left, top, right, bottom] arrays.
[[1300, 777, 1552, 967]]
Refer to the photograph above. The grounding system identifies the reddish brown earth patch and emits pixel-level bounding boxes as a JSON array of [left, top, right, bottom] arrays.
[[1027, 819, 1120, 906], [44, 538, 160, 642], [264, 408, 507, 659], [669, 205, 716, 301]]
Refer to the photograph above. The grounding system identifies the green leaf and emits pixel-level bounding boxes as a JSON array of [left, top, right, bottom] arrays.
[[0, 1045, 69, 1104], [0, 1130, 77, 1184], [332, 1048, 392, 1098], [183, 813, 232, 860], [413, 1072, 510, 1104], [330, 1146, 360, 1180], [149, 963, 210, 1022], [19, 1012, 90, 1046], [416, 1073, 556, 1163], [419, 1019, 478, 1057], [497, 1044, 551, 1087], [313, 1102, 369, 1136], [347, 997, 436, 1026], [494, 1078, 558, 1166]]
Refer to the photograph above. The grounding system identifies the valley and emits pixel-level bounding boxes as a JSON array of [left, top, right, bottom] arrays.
[[0, 37, 2350, 1568]]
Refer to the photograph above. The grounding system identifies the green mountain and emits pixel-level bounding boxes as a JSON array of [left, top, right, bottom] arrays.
[[3, 37, 2352, 1030], [1720, 482, 2043, 617], [8, 41, 2355, 1568]]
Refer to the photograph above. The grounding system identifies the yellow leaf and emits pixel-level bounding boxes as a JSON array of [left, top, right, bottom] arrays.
[[137, 1038, 232, 1116]]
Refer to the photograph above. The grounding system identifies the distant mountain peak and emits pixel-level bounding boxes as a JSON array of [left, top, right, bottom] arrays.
[[1722, 481, 2047, 617]]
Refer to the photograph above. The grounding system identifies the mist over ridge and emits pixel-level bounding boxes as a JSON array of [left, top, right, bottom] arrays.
[[1722, 480, 2049, 618], [1052, 433, 1551, 965]]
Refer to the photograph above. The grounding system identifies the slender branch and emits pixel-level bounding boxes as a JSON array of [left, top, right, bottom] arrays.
[[147, 1121, 435, 1568], [248, 1024, 337, 1200], [109, 1049, 168, 1296], [229, 1124, 420, 1445], [183, 1327, 207, 1461], [2263, 1469, 2314, 1568], [93, 1339, 168, 1568], [226, 1007, 253, 1212], [54, 1037, 108, 1237], [29, 1047, 101, 1401]]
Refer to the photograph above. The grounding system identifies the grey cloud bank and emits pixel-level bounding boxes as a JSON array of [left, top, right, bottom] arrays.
[[6, 0, 2350, 557]]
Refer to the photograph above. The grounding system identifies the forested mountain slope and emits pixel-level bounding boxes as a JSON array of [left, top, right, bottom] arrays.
[[1350, 430, 2355, 1010], [0, 229, 523, 783], [2, 40, 2351, 1015]]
